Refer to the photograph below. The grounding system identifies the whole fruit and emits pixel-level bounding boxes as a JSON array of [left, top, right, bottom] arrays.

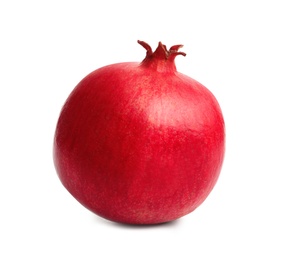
[[53, 40, 225, 225]]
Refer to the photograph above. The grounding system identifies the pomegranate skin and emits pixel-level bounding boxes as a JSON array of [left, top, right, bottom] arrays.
[[53, 41, 225, 225]]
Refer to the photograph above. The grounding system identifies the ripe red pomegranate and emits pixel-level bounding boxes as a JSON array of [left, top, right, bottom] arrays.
[[53, 40, 225, 225]]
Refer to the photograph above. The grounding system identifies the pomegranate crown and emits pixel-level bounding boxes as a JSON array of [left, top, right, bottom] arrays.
[[138, 40, 186, 72]]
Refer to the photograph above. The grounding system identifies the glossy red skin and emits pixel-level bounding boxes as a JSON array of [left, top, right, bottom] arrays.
[[54, 42, 225, 225]]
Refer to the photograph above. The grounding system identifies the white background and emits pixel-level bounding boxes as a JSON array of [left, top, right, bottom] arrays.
[[1, 0, 284, 259]]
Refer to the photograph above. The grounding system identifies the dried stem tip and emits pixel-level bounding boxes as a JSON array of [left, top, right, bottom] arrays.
[[138, 40, 186, 72]]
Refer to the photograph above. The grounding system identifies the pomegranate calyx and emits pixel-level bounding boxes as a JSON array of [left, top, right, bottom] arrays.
[[138, 40, 186, 72]]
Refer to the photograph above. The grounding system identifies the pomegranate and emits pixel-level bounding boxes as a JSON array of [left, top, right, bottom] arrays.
[[53, 40, 225, 225]]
